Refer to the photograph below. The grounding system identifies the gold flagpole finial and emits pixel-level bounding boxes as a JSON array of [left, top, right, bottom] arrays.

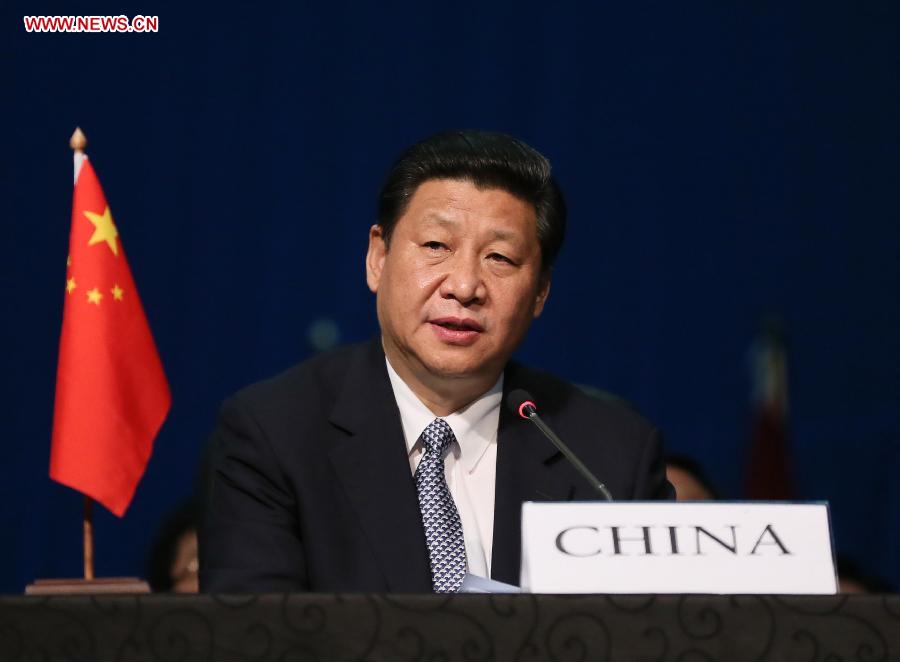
[[69, 127, 87, 152]]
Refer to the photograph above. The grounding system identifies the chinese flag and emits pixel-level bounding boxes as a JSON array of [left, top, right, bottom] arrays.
[[50, 155, 170, 517]]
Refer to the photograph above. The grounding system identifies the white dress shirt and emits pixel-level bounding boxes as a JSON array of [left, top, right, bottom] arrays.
[[385, 358, 501, 578]]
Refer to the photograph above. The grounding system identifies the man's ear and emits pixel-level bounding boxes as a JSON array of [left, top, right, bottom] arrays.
[[365, 225, 387, 293], [533, 272, 551, 318]]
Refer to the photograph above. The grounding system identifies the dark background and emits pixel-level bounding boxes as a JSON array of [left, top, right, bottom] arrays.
[[5, 1, 899, 593]]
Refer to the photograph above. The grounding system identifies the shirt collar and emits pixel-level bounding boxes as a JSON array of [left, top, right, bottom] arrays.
[[385, 357, 503, 473]]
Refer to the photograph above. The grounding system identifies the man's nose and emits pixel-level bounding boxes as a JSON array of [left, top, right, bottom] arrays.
[[439, 253, 486, 305]]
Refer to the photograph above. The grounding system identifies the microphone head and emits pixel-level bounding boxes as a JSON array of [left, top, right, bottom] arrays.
[[506, 389, 537, 419]]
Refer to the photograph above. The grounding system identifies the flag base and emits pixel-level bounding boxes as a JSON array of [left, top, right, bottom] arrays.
[[25, 577, 150, 595]]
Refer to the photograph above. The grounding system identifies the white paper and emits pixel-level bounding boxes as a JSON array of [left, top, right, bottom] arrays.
[[520, 501, 837, 594], [459, 573, 521, 593]]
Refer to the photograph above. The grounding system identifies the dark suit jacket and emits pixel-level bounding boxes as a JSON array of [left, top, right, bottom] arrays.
[[200, 339, 672, 592]]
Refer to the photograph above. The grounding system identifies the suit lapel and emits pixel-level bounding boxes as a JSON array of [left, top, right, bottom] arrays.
[[327, 340, 432, 592], [491, 371, 571, 586]]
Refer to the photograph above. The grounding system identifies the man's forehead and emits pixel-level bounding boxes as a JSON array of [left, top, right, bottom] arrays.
[[404, 179, 537, 228]]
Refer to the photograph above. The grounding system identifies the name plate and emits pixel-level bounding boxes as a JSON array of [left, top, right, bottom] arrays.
[[520, 501, 837, 594]]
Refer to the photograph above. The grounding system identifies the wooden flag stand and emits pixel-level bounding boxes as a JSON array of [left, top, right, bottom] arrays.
[[25, 496, 150, 595]]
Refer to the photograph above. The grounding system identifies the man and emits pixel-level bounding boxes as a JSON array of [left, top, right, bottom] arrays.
[[200, 130, 672, 593]]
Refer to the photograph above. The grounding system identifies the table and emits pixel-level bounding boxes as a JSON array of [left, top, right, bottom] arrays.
[[2, 593, 898, 661]]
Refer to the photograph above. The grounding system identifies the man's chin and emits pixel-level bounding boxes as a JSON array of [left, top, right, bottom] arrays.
[[388, 336, 503, 384], [418, 353, 498, 382]]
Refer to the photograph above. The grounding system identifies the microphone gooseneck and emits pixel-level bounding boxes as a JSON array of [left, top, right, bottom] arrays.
[[506, 389, 613, 501]]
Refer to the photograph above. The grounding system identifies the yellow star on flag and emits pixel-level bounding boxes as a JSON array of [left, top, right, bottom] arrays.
[[111, 284, 124, 301], [66, 277, 77, 294], [86, 288, 103, 305], [84, 206, 119, 256]]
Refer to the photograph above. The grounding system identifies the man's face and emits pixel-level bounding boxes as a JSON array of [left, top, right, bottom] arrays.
[[366, 178, 550, 389]]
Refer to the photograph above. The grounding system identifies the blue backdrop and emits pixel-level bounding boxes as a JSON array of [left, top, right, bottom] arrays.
[[6, 1, 899, 592]]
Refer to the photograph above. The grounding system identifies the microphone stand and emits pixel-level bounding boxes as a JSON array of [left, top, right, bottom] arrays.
[[521, 405, 614, 501]]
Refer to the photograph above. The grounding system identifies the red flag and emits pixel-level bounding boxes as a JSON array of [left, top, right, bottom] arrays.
[[51, 154, 170, 517], [744, 320, 794, 500]]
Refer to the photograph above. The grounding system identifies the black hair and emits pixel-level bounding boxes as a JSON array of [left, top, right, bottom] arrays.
[[377, 130, 567, 271], [836, 555, 896, 593]]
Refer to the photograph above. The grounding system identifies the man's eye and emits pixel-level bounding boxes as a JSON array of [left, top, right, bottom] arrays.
[[488, 253, 514, 264], [423, 241, 446, 250]]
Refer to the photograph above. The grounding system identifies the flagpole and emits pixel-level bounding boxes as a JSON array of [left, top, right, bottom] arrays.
[[70, 127, 87, 181], [70, 127, 94, 582], [83, 497, 94, 580]]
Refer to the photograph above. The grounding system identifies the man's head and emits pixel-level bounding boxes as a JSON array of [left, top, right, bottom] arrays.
[[366, 131, 567, 411], [376, 131, 567, 273]]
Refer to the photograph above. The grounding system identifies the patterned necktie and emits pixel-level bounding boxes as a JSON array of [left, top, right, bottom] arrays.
[[415, 418, 467, 592]]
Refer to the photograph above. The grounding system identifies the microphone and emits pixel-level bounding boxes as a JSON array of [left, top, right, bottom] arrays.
[[507, 389, 613, 501]]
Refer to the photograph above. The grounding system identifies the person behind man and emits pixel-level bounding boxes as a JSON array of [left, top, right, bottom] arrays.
[[665, 454, 720, 501], [200, 130, 673, 593], [147, 501, 199, 593]]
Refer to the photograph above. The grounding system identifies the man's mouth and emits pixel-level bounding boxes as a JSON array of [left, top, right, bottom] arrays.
[[429, 317, 484, 332], [428, 317, 484, 345]]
